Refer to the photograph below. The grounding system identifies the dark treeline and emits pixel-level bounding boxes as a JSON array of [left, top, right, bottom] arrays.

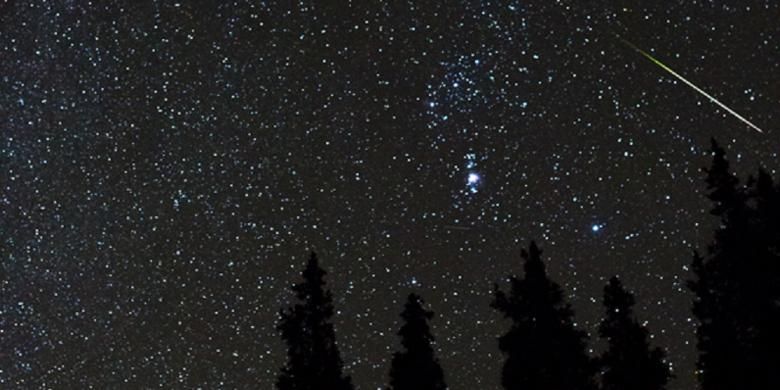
[[277, 139, 780, 390]]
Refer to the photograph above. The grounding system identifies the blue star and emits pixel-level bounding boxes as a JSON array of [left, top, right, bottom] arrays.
[[465, 172, 481, 194]]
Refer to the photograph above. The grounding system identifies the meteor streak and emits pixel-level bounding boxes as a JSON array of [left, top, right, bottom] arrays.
[[617, 36, 765, 134]]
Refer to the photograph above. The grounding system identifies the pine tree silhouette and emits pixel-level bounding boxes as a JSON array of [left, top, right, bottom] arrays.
[[276, 252, 353, 390], [748, 168, 780, 390], [492, 241, 597, 390], [688, 141, 744, 390], [689, 139, 780, 389], [387, 293, 447, 390], [598, 276, 670, 390]]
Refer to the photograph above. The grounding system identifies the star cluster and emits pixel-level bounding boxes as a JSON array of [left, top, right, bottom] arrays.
[[1, 1, 779, 389]]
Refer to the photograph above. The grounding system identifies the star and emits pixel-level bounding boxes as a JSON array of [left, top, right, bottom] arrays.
[[466, 172, 481, 194]]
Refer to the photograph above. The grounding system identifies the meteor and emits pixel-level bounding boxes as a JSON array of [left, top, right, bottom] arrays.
[[617, 36, 765, 134]]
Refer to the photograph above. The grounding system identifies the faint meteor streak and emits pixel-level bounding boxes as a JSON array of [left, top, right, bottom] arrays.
[[618, 36, 765, 134]]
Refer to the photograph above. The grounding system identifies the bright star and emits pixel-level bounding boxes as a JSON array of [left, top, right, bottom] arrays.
[[466, 172, 481, 194], [591, 224, 601, 232]]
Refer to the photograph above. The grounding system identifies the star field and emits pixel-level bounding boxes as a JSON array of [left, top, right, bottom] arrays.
[[2, 1, 779, 389]]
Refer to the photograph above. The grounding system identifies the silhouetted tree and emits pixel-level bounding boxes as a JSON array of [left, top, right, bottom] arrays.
[[688, 140, 745, 390], [277, 252, 353, 390], [689, 139, 780, 390], [748, 168, 780, 388], [387, 293, 447, 390], [598, 276, 670, 390], [492, 241, 597, 390]]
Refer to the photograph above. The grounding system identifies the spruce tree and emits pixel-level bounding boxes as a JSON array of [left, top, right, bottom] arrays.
[[277, 252, 353, 390], [387, 293, 447, 390], [689, 140, 748, 389], [492, 241, 597, 390], [743, 167, 780, 389], [598, 276, 670, 390], [689, 139, 780, 389]]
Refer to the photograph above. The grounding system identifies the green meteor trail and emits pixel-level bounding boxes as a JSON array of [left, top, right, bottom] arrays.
[[618, 36, 765, 134]]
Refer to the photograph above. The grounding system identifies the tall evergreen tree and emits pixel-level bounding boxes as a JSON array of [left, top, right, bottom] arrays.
[[276, 252, 353, 390], [387, 293, 447, 390], [748, 168, 780, 387], [598, 276, 670, 390], [688, 141, 743, 390], [492, 241, 597, 390], [689, 139, 780, 389]]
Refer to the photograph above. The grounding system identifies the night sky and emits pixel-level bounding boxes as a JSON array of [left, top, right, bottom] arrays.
[[2, 1, 779, 389]]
